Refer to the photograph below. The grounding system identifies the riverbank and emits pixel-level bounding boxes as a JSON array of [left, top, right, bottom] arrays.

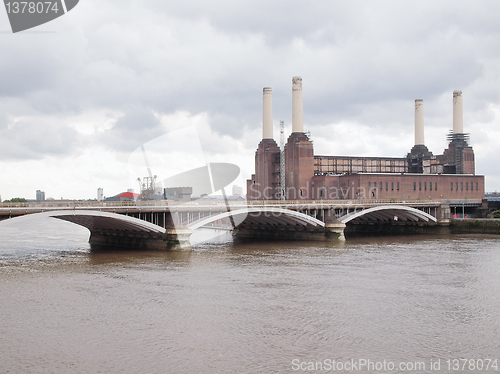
[[344, 219, 500, 237], [449, 218, 500, 235]]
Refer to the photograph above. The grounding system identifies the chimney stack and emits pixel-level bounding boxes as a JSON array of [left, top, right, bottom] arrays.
[[453, 90, 464, 134], [415, 99, 424, 145], [292, 76, 304, 133], [262, 87, 273, 139]]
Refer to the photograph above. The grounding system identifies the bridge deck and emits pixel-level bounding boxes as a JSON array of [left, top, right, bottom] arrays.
[[1, 198, 478, 210], [0, 198, 472, 214]]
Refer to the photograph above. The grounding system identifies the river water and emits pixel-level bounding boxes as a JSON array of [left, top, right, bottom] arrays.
[[1, 215, 500, 373]]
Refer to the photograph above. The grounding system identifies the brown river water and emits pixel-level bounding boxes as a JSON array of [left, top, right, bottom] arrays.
[[1, 215, 500, 373]]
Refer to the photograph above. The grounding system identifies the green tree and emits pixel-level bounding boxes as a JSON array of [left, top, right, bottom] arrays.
[[5, 197, 27, 203], [493, 210, 500, 219]]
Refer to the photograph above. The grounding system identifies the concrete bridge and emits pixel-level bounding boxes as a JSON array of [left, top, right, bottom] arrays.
[[0, 199, 458, 251]]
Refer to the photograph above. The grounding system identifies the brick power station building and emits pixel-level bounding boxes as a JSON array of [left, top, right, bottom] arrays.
[[247, 77, 485, 201]]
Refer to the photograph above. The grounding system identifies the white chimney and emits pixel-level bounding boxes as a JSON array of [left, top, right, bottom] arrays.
[[415, 99, 424, 145], [292, 76, 304, 133], [453, 90, 464, 134], [262, 87, 273, 139]]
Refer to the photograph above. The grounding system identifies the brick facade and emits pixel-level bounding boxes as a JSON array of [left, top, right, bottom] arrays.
[[248, 131, 484, 201]]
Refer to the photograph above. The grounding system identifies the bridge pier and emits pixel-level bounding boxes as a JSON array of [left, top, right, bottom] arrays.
[[325, 221, 346, 240], [323, 209, 346, 240], [88, 227, 192, 251], [166, 227, 192, 251], [233, 222, 345, 242]]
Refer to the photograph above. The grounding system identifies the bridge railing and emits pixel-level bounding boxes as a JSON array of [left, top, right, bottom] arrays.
[[246, 199, 443, 206], [0, 198, 482, 210], [0, 200, 172, 209]]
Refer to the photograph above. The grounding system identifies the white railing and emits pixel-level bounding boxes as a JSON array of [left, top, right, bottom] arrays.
[[0, 198, 482, 210]]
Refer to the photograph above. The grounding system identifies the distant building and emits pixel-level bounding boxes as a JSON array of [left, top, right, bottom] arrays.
[[105, 191, 141, 202], [36, 190, 45, 202], [97, 187, 104, 201], [227, 195, 245, 202], [232, 185, 243, 197], [164, 187, 193, 202]]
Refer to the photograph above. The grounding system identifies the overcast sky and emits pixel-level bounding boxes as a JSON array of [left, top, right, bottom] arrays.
[[1, 0, 499, 200]]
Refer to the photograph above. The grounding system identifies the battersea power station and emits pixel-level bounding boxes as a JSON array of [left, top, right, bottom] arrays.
[[247, 77, 485, 201]]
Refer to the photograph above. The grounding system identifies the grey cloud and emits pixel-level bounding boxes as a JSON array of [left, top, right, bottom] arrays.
[[1, 0, 492, 130], [146, 0, 500, 49], [97, 107, 164, 153], [0, 45, 60, 98], [0, 118, 81, 160]]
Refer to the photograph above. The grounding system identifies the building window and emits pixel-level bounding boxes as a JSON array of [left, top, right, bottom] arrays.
[[397, 182, 400, 191], [380, 182, 382, 191], [368, 182, 371, 189], [456, 182, 458, 191], [466, 182, 468, 191], [414, 182, 416, 191], [476, 182, 479, 191], [419, 182, 422, 191], [391, 182, 394, 191], [424, 182, 427, 191], [435, 182, 437, 191], [451, 182, 453, 191], [385, 182, 388, 191], [430, 182, 432, 191], [461, 182, 463, 191]]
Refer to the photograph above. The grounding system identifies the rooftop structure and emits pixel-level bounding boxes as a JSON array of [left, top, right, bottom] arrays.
[[105, 191, 141, 202]]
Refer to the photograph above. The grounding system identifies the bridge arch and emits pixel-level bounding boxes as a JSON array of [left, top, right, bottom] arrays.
[[23, 210, 185, 250], [339, 205, 437, 224], [188, 206, 325, 231], [45, 210, 166, 234]]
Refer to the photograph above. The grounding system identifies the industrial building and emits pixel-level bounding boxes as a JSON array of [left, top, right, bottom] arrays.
[[164, 187, 193, 202], [247, 77, 485, 201]]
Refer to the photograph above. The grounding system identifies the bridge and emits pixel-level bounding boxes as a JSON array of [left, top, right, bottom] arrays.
[[0, 199, 475, 251], [340, 205, 437, 224]]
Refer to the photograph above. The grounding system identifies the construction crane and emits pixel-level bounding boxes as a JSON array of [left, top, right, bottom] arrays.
[[137, 176, 157, 200], [137, 145, 158, 200]]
